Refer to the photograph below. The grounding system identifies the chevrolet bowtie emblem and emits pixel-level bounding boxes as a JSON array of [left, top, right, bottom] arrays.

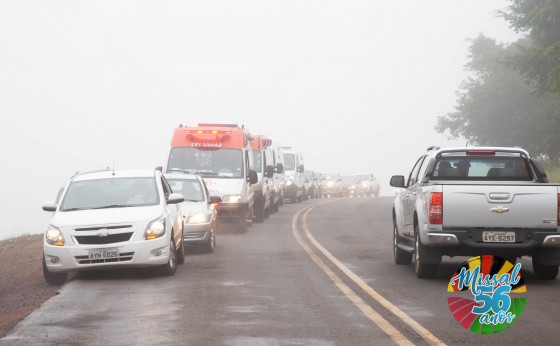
[[491, 206, 510, 213], [97, 228, 109, 237]]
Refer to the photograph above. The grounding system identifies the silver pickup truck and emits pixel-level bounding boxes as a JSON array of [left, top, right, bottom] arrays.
[[390, 146, 560, 279]]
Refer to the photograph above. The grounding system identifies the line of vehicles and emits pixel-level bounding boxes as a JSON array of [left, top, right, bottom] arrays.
[[42, 123, 379, 285]]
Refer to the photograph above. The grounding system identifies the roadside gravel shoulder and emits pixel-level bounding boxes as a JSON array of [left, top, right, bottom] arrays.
[[0, 234, 58, 337]]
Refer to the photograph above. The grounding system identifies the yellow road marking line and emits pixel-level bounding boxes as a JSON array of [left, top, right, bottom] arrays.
[[291, 202, 414, 346], [301, 201, 446, 346]]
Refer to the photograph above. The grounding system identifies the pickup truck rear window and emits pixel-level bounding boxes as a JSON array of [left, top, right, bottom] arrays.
[[430, 156, 533, 181]]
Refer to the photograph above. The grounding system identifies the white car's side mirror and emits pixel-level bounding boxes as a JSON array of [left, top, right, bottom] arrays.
[[167, 193, 184, 204], [42, 201, 57, 212]]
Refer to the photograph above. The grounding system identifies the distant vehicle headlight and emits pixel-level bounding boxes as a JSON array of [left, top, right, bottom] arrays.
[[187, 213, 211, 224], [328, 181, 334, 186], [222, 195, 242, 203], [145, 218, 166, 240], [45, 226, 65, 246], [286, 180, 293, 185]]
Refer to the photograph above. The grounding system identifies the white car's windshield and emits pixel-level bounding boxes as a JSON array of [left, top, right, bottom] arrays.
[[168, 179, 204, 202], [356, 175, 369, 181], [167, 147, 244, 178], [342, 176, 357, 183], [60, 177, 159, 211]]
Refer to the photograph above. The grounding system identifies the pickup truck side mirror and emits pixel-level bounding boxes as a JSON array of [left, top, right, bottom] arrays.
[[265, 165, 274, 178], [297, 164, 304, 173], [275, 163, 284, 174], [390, 175, 406, 188], [248, 169, 259, 185]]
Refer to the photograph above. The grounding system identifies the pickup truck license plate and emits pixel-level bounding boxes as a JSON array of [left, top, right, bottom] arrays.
[[482, 231, 515, 243], [89, 248, 119, 260]]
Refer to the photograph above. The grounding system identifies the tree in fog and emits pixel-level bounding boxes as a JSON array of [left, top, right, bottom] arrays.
[[501, 0, 560, 96], [436, 35, 560, 159]]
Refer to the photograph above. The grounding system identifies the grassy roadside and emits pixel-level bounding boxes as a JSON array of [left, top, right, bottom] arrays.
[[538, 161, 560, 183]]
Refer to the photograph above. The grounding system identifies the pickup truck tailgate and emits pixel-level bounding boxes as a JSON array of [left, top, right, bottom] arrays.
[[443, 185, 558, 229]]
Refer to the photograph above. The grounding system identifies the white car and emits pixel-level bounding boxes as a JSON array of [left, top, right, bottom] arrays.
[[356, 173, 380, 197], [165, 173, 221, 253], [42, 169, 185, 286]]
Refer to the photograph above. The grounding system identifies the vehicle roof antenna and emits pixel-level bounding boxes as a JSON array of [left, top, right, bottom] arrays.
[[112, 161, 116, 176], [466, 141, 469, 147]]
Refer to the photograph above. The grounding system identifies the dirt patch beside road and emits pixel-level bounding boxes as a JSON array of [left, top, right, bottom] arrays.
[[0, 234, 58, 337]]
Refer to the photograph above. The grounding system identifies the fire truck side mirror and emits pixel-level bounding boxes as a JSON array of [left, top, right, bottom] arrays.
[[265, 165, 274, 178], [275, 163, 284, 174], [248, 169, 258, 185]]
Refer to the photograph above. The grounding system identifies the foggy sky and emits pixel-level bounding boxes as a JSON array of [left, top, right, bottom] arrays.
[[0, 0, 519, 240]]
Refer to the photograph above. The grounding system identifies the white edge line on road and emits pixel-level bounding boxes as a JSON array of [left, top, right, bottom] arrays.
[[291, 201, 414, 346], [301, 202, 447, 346]]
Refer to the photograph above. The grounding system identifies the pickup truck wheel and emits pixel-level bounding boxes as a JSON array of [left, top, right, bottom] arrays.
[[43, 256, 68, 286], [160, 238, 177, 276], [532, 254, 559, 280], [414, 228, 438, 279], [393, 225, 412, 265]]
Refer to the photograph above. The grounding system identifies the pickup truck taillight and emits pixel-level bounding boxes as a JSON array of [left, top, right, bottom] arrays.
[[429, 192, 443, 225]]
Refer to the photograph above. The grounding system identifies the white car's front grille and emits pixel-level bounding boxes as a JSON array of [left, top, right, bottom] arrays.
[[74, 232, 133, 245]]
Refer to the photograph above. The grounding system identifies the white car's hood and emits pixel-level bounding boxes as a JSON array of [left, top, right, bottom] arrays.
[[203, 178, 244, 198], [51, 206, 164, 227]]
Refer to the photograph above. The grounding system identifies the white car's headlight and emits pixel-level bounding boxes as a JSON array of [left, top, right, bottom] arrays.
[[222, 195, 242, 203], [45, 226, 65, 246], [286, 180, 293, 185], [187, 213, 211, 224], [145, 218, 166, 240]]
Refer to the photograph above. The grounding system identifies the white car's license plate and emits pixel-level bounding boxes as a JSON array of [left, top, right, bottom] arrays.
[[89, 248, 119, 260], [482, 231, 515, 243]]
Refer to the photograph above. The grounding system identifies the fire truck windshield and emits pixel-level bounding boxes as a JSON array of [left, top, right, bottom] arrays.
[[167, 147, 244, 178]]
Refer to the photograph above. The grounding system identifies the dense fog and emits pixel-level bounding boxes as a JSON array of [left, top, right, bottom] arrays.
[[0, 1, 519, 240]]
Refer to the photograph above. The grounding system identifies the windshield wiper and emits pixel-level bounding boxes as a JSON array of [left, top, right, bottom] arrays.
[[61, 207, 86, 212], [183, 199, 203, 202], [168, 168, 195, 174], [92, 205, 129, 209]]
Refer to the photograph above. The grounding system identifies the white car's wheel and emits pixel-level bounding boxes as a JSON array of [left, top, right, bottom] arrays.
[[43, 256, 67, 286], [160, 238, 177, 276]]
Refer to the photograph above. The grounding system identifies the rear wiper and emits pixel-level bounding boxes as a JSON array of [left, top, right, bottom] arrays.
[[92, 205, 129, 209]]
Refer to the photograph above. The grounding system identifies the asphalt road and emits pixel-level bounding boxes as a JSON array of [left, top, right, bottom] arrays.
[[3, 197, 560, 345]]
